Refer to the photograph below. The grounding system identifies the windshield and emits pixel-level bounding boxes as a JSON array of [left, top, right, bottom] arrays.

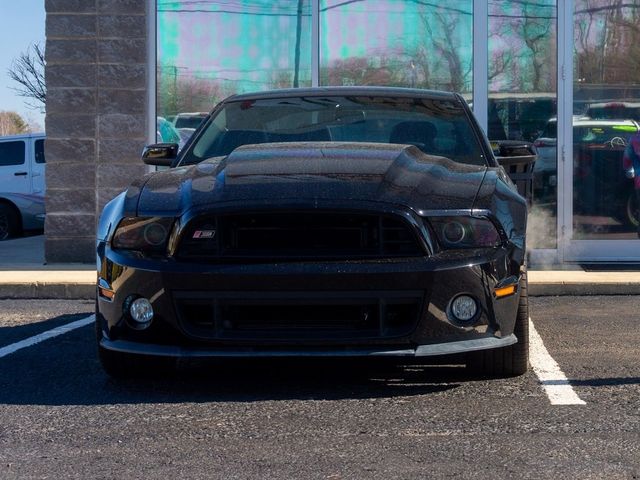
[[179, 95, 486, 166]]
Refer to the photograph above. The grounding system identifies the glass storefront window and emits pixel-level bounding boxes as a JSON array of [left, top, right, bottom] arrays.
[[319, 0, 473, 96], [573, 0, 640, 240], [489, 0, 558, 249], [157, 0, 312, 125], [154, 1, 574, 254]]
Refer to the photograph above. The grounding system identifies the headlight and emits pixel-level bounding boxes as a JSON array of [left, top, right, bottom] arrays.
[[428, 216, 501, 249], [112, 217, 174, 253]]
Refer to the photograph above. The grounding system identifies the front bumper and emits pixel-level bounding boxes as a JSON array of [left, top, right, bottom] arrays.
[[97, 243, 523, 359]]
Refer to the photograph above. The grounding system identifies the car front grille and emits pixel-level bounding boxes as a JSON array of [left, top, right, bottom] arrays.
[[176, 212, 424, 261], [173, 291, 423, 341]]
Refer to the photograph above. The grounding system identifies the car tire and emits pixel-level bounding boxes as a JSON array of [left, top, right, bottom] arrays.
[[0, 203, 19, 241], [95, 314, 174, 379], [95, 317, 131, 378], [466, 270, 529, 377], [97, 342, 132, 379]]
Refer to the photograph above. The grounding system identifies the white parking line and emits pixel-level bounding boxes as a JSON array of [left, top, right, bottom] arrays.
[[529, 318, 586, 405], [0, 314, 95, 359]]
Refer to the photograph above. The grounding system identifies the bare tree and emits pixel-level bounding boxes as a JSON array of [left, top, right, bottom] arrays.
[[0, 111, 29, 136], [520, 7, 554, 91], [490, 1, 555, 92], [597, 0, 640, 84], [489, 49, 513, 82], [404, 47, 432, 89], [269, 71, 294, 89], [575, 1, 599, 83], [322, 56, 393, 87], [157, 66, 227, 118], [574, 0, 640, 85], [418, 8, 471, 92], [7, 43, 46, 112]]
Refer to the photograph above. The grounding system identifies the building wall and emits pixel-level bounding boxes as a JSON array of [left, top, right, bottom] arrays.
[[44, 0, 149, 262]]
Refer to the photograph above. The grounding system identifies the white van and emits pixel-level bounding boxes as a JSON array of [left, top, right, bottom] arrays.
[[0, 133, 46, 240]]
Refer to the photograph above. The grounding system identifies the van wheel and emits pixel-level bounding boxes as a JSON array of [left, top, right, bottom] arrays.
[[0, 204, 19, 240]]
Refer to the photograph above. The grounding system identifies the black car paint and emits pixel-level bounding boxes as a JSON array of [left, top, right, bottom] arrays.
[[141, 144, 485, 213], [96, 87, 527, 359]]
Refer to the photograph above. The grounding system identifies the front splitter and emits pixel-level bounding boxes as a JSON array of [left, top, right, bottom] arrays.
[[100, 334, 517, 358]]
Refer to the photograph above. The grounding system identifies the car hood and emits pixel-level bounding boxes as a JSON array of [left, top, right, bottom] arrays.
[[136, 142, 488, 215]]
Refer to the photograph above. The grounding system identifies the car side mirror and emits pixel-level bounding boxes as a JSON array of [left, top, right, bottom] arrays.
[[492, 140, 537, 204], [142, 143, 179, 167]]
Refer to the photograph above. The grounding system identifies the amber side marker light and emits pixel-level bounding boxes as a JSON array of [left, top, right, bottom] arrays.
[[494, 285, 517, 298], [98, 287, 115, 300]]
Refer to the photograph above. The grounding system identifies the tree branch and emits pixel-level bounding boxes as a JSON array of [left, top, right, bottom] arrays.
[[7, 43, 46, 112]]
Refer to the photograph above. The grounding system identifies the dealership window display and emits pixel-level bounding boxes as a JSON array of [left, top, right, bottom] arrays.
[[154, 0, 640, 264], [488, 0, 558, 249], [571, 1, 640, 243], [156, 0, 312, 119], [319, 1, 473, 95]]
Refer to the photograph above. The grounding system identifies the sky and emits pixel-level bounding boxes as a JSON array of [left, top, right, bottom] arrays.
[[0, 0, 45, 131]]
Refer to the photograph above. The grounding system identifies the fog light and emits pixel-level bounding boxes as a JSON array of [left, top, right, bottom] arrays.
[[126, 297, 154, 329], [450, 295, 478, 323]]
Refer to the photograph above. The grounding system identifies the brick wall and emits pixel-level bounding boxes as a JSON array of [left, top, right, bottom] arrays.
[[44, 0, 149, 263]]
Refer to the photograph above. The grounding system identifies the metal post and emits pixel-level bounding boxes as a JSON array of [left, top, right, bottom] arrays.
[[312, 0, 319, 87], [293, 0, 304, 88], [558, 0, 573, 264], [472, 0, 488, 134], [147, 0, 157, 146]]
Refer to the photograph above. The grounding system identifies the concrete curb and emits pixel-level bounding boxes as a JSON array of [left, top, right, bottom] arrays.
[[1, 270, 639, 298], [0, 283, 95, 300], [528, 283, 640, 296], [0, 271, 95, 300], [527, 271, 640, 296]]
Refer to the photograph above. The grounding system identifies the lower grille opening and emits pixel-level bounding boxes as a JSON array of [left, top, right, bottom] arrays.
[[222, 304, 379, 332], [174, 292, 422, 341]]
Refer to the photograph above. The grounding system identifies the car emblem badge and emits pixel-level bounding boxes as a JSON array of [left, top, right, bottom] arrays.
[[192, 230, 216, 239]]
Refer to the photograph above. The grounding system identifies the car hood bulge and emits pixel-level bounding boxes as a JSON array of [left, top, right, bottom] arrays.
[[136, 142, 488, 215]]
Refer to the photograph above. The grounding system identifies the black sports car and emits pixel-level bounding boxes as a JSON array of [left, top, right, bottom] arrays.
[[96, 87, 530, 377]]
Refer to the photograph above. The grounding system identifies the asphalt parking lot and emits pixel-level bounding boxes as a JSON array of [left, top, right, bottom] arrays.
[[1, 296, 639, 479]]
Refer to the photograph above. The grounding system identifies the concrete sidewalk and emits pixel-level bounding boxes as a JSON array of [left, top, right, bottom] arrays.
[[1, 235, 640, 299]]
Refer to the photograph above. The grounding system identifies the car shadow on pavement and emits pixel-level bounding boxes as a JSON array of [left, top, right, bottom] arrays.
[[0, 313, 91, 349], [0, 323, 481, 406]]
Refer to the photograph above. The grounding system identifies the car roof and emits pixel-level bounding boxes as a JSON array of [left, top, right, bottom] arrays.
[[224, 86, 459, 102], [176, 112, 207, 117], [544, 117, 638, 126], [573, 118, 639, 127], [0, 132, 45, 141], [587, 102, 640, 108]]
